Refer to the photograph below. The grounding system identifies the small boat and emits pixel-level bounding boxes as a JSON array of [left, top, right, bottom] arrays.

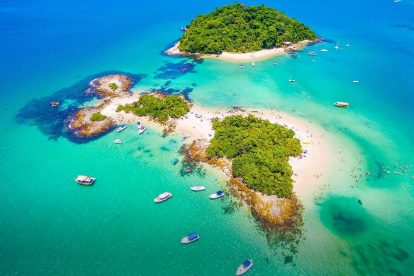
[[75, 175, 96, 186], [345, 44, 350, 47], [181, 26, 188, 31], [335, 102, 350, 108], [154, 192, 172, 203], [171, 157, 179, 165], [191, 186, 205, 191], [181, 232, 200, 244], [272, 62, 277, 66], [352, 80, 360, 83], [236, 259, 254, 276], [240, 64, 244, 69], [209, 191, 224, 199], [114, 139, 122, 144], [251, 62, 256, 67], [334, 45, 340, 49], [136, 122, 146, 134], [288, 79, 296, 83], [181, 135, 190, 141], [116, 124, 127, 132], [308, 51, 317, 56], [185, 168, 193, 173], [320, 49, 329, 52], [50, 101, 60, 108]]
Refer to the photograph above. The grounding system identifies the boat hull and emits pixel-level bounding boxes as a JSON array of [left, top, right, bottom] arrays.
[[191, 186, 205, 191], [181, 236, 200, 244], [236, 260, 254, 276], [154, 193, 172, 203]]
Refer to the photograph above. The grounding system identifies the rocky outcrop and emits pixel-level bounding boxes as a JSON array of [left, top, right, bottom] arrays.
[[90, 74, 132, 98], [69, 100, 114, 138], [182, 139, 302, 228]]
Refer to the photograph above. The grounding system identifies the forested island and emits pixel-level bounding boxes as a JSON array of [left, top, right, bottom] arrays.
[[206, 115, 302, 197], [177, 3, 317, 54], [117, 94, 190, 123]]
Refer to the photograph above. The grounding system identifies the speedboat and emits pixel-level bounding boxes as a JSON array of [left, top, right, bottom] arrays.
[[171, 157, 179, 165], [334, 45, 340, 49], [345, 44, 350, 47], [334, 102, 350, 108], [191, 186, 205, 191], [114, 139, 122, 144], [352, 80, 360, 83], [288, 79, 296, 83], [185, 168, 193, 173], [75, 175, 96, 186], [181, 232, 200, 244], [137, 122, 146, 134], [50, 101, 60, 108], [251, 62, 255, 67], [320, 49, 329, 52], [308, 51, 317, 56], [116, 124, 127, 132], [209, 191, 224, 199], [236, 259, 254, 276], [154, 192, 172, 203]]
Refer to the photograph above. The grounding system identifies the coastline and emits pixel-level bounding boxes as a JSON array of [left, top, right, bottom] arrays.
[[100, 93, 335, 203], [165, 40, 314, 63]]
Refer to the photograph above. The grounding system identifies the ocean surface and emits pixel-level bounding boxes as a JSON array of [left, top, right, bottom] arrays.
[[1, 0, 414, 274]]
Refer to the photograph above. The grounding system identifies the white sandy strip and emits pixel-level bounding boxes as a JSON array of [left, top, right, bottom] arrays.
[[101, 95, 335, 200], [166, 41, 311, 63]]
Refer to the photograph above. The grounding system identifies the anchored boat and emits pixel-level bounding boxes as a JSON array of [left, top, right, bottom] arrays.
[[154, 192, 172, 203], [236, 259, 254, 275], [335, 102, 350, 108], [136, 122, 146, 134], [191, 186, 205, 191], [181, 232, 200, 244], [75, 175, 96, 186], [114, 139, 122, 144], [116, 124, 127, 132], [209, 191, 224, 199]]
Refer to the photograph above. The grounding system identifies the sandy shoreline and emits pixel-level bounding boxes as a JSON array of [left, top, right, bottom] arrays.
[[100, 93, 335, 200], [165, 40, 313, 63]]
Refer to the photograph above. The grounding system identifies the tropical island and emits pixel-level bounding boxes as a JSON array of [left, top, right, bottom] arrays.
[[166, 3, 318, 62], [67, 74, 332, 227]]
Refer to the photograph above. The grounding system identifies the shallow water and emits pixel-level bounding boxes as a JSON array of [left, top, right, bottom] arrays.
[[1, 0, 414, 274]]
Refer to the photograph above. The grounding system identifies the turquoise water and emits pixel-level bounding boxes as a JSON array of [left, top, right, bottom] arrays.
[[1, 0, 414, 274]]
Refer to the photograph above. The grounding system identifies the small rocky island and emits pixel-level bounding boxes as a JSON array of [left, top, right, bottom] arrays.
[[166, 3, 317, 61], [69, 74, 132, 138]]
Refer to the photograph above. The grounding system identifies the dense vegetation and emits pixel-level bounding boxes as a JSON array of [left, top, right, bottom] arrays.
[[206, 115, 302, 197], [108, 82, 118, 91], [179, 3, 316, 54], [90, 112, 107, 121], [117, 94, 190, 122]]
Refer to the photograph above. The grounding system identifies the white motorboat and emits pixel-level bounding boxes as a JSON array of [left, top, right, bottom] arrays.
[[352, 80, 360, 83], [75, 175, 96, 186], [116, 124, 127, 132], [191, 186, 205, 191], [209, 191, 224, 199], [320, 49, 329, 52], [251, 62, 256, 67], [137, 122, 146, 134], [114, 139, 122, 144], [236, 259, 254, 275], [334, 45, 339, 49], [334, 102, 350, 108], [288, 79, 296, 83], [154, 192, 172, 203], [181, 232, 200, 244]]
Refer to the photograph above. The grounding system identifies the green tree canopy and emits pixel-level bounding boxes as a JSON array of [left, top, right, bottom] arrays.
[[206, 114, 302, 197], [179, 3, 316, 54], [117, 94, 190, 122]]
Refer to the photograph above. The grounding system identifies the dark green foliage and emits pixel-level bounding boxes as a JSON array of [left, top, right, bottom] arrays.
[[90, 112, 107, 121], [117, 94, 190, 122], [179, 3, 317, 54], [108, 82, 118, 91], [206, 115, 302, 197]]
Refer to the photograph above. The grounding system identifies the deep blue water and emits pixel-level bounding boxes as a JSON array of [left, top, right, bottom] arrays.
[[1, 0, 414, 274]]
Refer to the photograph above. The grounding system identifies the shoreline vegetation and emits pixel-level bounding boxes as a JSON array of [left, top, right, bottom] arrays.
[[68, 74, 334, 228], [166, 3, 318, 62]]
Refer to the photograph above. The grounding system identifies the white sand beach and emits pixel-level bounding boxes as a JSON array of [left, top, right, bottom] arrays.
[[101, 93, 335, 199], [165, 40, 312, 63]]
